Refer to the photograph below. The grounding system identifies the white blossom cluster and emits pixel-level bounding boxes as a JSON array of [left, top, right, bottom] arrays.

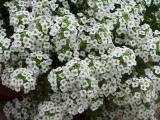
[[0, 29, 11, 63], [34, 91, 103, 120], [95, 102, 157, 120], [3, 98, 37, 120], [2, 68, 37, 93], [25, 51, 52, 75], [1, 0, 160, 119]]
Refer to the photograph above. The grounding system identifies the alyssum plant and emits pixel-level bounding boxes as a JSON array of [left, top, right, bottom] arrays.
[[1, 0, 160, 120]]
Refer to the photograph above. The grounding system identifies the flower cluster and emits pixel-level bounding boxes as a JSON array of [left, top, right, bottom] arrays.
[[2, 68, 36, 93], [25, 51, 52, 75], [0, 29, 11, 63], [95, 102, 157, 120], [34, 99, 73, 120], [1, 0, 160, 120], [3, 98, 37, 120]]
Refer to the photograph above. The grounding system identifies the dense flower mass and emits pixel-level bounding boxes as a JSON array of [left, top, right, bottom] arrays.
[[2, 68, 37, 93], [1, 0, 160, 119], [3, 98, 37, 120]]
